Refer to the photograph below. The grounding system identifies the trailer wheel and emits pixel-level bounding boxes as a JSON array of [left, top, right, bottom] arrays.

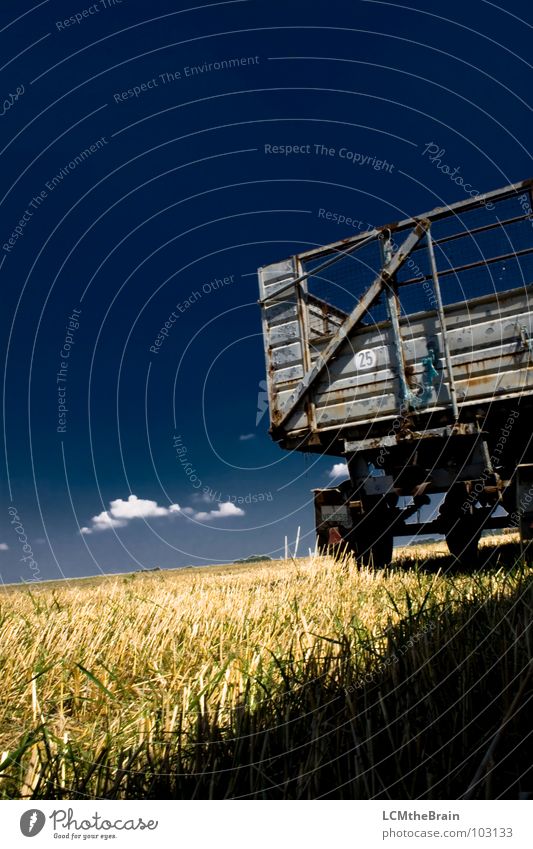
[[444, 523, 482, 570], [439, 483, 492, 570], [344, 495, 396, 568]]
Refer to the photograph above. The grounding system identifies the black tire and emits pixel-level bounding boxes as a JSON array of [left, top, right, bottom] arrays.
[[445, 523, 482, 569], [343, 495, 396, 568], [439, 483, 492, 570]]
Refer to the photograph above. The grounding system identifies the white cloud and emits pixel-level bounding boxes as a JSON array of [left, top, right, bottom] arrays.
[[108, 495, 175, 520], [80, 493, 245, 534], [0, 543, 9, 551], [82, 511, 126, 534], [194, 502, 245, 521], [329, 462, 349, 480], [239, 433, 255, 441], [81, 495, 182, 534]]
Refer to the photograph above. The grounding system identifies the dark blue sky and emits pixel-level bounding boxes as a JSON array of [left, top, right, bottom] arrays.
[[1, 0, 531, 581]]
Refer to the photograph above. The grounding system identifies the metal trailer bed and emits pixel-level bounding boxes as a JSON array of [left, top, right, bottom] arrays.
[[258, 179, 533, 566]]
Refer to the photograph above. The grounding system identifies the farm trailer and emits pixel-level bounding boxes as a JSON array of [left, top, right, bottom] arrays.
[[258, 179, 533, 567]]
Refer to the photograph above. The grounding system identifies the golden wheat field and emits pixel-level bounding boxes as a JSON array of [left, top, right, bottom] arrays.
[[0, 538, 531, 799]]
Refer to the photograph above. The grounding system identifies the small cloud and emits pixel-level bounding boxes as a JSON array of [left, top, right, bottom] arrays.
[[239, 433, 255, 441], [81, 494, 181, 534], [34, 538, 46, 545], [194, 502, 245, 521], [84, 510, 127, 534], [108, 495, 172, 521], [0, 543, 9, 551], [81, 494, 244, 533], [329, 462, 349, 480], [216, 502, 245, 518]]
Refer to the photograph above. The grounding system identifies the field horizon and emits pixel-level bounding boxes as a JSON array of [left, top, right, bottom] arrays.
[[0, 532, 519, 591]]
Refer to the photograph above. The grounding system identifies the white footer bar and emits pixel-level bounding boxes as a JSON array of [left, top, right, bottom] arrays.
[[2, 799, 532, 848]]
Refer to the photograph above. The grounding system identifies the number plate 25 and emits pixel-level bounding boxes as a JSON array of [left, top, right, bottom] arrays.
[[354, 349, 377, 370]]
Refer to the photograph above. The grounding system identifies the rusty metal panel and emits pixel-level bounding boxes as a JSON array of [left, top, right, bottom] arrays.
[[264, 300, 298, 322], [306, 290, 533, 426], [258, 259, 310, 430], [272, 221, 430, 430], [308, 295, 347, 338], [275, 285, 533, 434], [268, 319, 300, 346], [271, 363, 304, 385], [258, 181, 533, 442], [270, 340, 303, 368], [259, 258, 295, 294]]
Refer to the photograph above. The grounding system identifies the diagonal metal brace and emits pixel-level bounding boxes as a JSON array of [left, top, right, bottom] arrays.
[[271, 219, 430, 432]]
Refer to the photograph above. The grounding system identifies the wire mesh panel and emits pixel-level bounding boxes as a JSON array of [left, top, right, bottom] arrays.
[[301, 189, 533, 320], [302, 240, 389, 323], [399, 190, 533, 310]]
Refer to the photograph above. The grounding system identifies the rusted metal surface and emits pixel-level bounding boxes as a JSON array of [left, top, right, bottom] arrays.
[[257, 180, 533, 452], [343, 423, 478, 453], [294, 256, 317, 434], [268, 220, 430, 431], [267, 286, 533, 435], [427, 230, 459, 420]]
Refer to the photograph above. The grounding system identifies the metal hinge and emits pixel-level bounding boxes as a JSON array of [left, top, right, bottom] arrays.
[[518, 324, 533, 353]]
